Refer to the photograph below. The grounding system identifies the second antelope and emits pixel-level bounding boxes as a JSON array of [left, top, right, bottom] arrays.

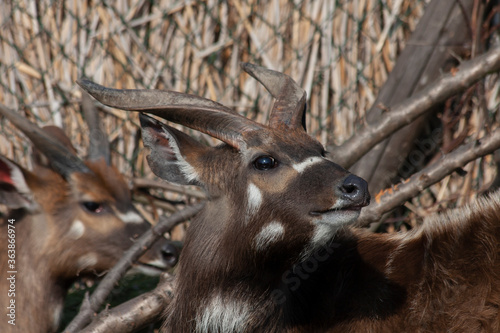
[[0, 97, 178, 333], [80, 63, 500, 332]]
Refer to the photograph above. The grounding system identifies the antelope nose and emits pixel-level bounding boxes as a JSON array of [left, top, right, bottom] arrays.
[[161, 243, 179, 268], [340, 174, 370, 207]]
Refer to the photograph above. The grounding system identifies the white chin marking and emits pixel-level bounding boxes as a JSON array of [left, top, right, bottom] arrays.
[[292, 156, 324, 173], [313, 198, 361, 226], [254, 221, 285, 251], [313, 209, 361, 226], [67, 220, 86, 240], [301, 209, 360, 260], [246, 183, 262, 219], [117, 210, 144, 224], [130, 260, 165, 276]]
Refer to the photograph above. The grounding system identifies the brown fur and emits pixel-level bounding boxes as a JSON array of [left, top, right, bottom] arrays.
[[164, 190, 500, 332], [149, 124, 500, 332], [0, 158, 174, 333], [78, 69, 500, 332]]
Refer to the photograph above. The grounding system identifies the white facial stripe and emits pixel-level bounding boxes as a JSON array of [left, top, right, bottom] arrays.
[[254, 221, 285, 251], [196, 294, 250, 332], [117, 210, 143, 224], [246, 183, 262, 218], [67, 220, 86, 240], [292, 156, 324, 173]]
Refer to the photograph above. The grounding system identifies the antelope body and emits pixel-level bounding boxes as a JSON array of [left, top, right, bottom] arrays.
[[0, 101, 177, 333], [80, 63, 500, 332]]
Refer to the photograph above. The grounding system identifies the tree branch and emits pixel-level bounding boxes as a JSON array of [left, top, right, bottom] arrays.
[[62, 203, 204, 333], [330, 46, 500, 169], [132, 177, 206, 200], [356, 128, 500, 227], [78, 275, 175, 333]]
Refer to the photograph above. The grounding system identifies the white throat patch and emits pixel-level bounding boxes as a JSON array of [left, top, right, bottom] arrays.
[[77, 253, 98, 271], [254, 221, 285, 251]]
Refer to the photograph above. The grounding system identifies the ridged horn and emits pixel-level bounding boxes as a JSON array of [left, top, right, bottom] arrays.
[[82, 92, 111, 165], [77, 79, 263, 149], [241, 63, 307, 130], [0, 103, 91, 178]]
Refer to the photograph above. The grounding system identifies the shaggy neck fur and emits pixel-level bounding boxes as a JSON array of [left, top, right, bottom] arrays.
[[164, 192, 500, 333]]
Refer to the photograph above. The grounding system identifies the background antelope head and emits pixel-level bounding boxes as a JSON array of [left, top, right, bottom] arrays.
[[0, 98, 178, 333], [79, 63, 370, 331]]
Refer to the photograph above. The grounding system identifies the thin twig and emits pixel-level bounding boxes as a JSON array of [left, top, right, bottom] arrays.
[[356, 128, 500, 226], [330, 47, 500, 169], [78, 274, 175, 333], [132, 177, 207, 199]]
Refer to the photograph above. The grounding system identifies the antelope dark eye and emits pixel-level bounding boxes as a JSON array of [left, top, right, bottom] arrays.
[[82, 201, 104, 214], [254, 156, 277, 170]]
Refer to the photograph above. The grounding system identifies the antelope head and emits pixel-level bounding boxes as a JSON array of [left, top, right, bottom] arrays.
[[78, 63, 369, 270], [0, 102, 178, 278]]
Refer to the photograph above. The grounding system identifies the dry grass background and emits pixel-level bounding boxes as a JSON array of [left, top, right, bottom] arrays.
[[0, 0, 499, 230]]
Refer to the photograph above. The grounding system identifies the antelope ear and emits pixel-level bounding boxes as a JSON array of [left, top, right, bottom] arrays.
[[140, 114, 207, 186], [0, 156, 38, 211]]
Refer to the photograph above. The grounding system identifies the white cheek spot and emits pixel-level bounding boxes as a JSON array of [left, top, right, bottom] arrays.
[[67, 220, 86, 240], [117, 210, 144, 224], [77, 253, 98, 270], [196, 294, 250, 332], [246, 183, 262, 218], [254, 221, 285, 251], [292, 156, 324, 173]]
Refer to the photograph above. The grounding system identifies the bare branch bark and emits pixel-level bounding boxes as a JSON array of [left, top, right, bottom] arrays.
[[330, 46, 500, 169], [132, 177, 207, 199], [356, 128, 500, 227], [62, 203, 204, 333], [78, 275, 175, 333], [349, 0, 474, 194]]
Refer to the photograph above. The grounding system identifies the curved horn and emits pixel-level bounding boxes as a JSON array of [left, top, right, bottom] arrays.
[[241, 63, 307, 130], [77, 79, 263, 149], [0, 103, 91, 178], [82, 92, 111, 165]]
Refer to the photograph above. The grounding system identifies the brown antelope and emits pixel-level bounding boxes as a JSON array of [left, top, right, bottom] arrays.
[[79, 63, 500, 332], [0, 99, 178, 333]]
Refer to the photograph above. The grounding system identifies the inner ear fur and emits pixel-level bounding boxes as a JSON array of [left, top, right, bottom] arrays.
[[0, 156, 39, 210], [140, 116, 213, 186]]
